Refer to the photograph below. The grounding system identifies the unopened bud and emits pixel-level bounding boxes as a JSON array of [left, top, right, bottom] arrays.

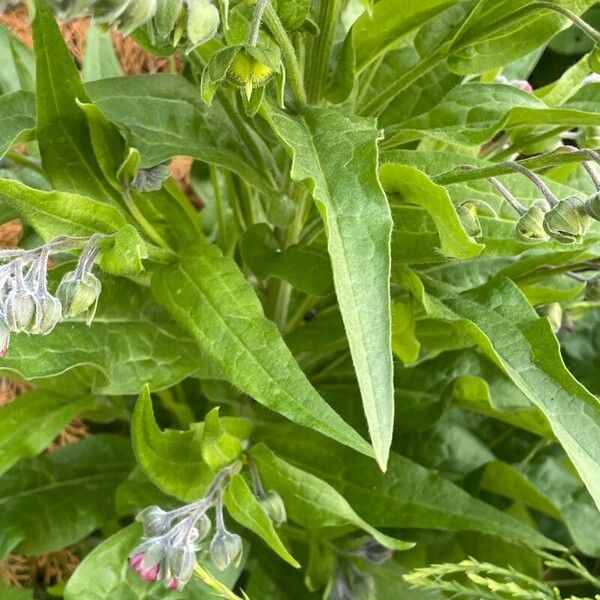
[[260, 490, 286, 527], [168, 542, 196, 585], [0, 315, 10, 357], [195, 513, 212, 543], [186, 0, 220, 52], [136, 506, 172, 537], [589, 45, 600, 74], [5, 289, 36, 333], [209, 530, 242, 570], [132, 162, 170, 192], [543, 195, 592, 243], [347, 568, 376, 600], [540, 302, 563, 334], [57, 271, 102, 321], [114, 0, 156, 35], [515, 199, 551, 243], [585, 191, 600, 221], [32, 294, 62, 335], [456, 201, 482, 237], [357, 539, 394, 565]]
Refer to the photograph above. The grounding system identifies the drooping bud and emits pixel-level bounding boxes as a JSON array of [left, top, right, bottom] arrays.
[[168, 542, 196, 588], [128, 538, 167, 583], [0, 315, 10, 358], [346, 567, 376, 600], [195, 513, 212, 543], [56, 271, 102, 322], [136, 506, 172, 537], [543, 195, 592, 243], [5, 285, 36, 334], [91, 0, 131, 23], [589, 45, 600, 74], [227, 50, 274, 101], [356, 539, 394, 565], [32, 293, 63, 335], [540, 302, 563, 334], [515, 199, 551, 243], [186, 0, 221, 52], [509, 79, 533, 93], [456, 201, 482, 237], [209, 530, 242, 570], [260, 490, 286, 527], [113, 0, 157, 35], [585, 191, 600, 221], [132, 162, 171, 192]]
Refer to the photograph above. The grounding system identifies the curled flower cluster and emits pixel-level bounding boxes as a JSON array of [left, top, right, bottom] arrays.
[[129, 460, 287, 590], [0, 236, 102, 357]]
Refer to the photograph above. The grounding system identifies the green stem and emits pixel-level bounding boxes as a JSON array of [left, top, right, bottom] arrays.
[[4, 151, 45, 175], [209, 165, 227, 251], [361, 43, 450, 116], [248, 0, 270, 47], [122, 188, 171, 251], [432, 148, 597, 186], [531, 1, 600, 43], [264, 5, 307, 110], [284, 294, 317, 335], [491, 126, 566, 161], [305, 0, 343, 104]]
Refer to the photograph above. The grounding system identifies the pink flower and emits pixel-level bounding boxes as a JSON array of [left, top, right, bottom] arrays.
[[167, 577, 180, 590], [127, 550, 161, 583]]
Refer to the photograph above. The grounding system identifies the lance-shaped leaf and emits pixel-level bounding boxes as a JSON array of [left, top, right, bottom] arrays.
[[0, 91, 35, 159], [0, 23, 35, 94], [0, 436, 133, 558], [400, 269, 600, 511], [32, 0, 119, 203], [262, 105, 394, 470], [0, 389, 94, 476], [151, 242, 372, 458], [250, 444, 414, 551], [255, 425, 562, 550]]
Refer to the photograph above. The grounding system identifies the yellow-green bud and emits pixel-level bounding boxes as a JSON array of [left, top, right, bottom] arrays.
[[260, 490, 286, 527], [589, 45, 600, 74], [456, 201, 482, 237], [541, 302, 563, 334], [514, 199, 551, 243], [32, 294, 63, 335], [114, 0, 156, 35], [227, 50, 274, 101], [543, 195, 591, 244], [5, 289, 36, 333], [57, 271, 102, 321]]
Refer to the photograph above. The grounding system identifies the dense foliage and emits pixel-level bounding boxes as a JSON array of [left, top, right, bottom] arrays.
[[2, 0, 600, 598]]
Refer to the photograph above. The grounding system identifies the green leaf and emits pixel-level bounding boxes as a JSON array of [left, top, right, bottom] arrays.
[[380, 163, 484, 260], [0, 91, 36, 159], [201, 407, 250, 472], [151, 242, 372, 457], [276, 0, 310, 30], [32, 0, 119, 202], [1, 276, 215, 394], [0, 435, 133, 557], [250, 443, 414, 551], [224, 474, 300, 568], [255, 425, 562, 550], [132, 386, 212, 501], [353, 0, 457, 71], [387, 83, 600, 146], [0, 23, 35, 94], [64, 523, 242, 600], [0, 583, 33, 600], [82, 25, 123, 82], [401, 270, 600, 511], [241, 224, 333, 296], [86, 74, 275, 195], [448, 0, 597, 75], [0, 389, 93, 476], [263, 105, 394, 470]]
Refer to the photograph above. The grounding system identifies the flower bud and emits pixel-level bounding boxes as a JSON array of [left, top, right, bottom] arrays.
[[57, 271, 102, 321], [194, 513, 212, 543], [0, 315, 10, 357], [260, 490, 286, 527], [132, 162, 170, 192], [114, 0, 157, 35], [585, 191, 600, 221], [514, 199, 551, 243], [347, 568, 376, 600], [168, 542, 196, 585], [92, 0, 130, 22], [456, 201, 482, 237], [32, 293, 63, 335], [357, 539, 394, 565], [128, 539, 167, 583], [540, 302, 563, 334], [589, 45, 600, 74], [209, 530, 242, 571], [227, 50, 274, 101], [136, 506, 172, 537], [543, 195, 592, 244], [5, 288, 36, 333], [186, 0, 220, 52]]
